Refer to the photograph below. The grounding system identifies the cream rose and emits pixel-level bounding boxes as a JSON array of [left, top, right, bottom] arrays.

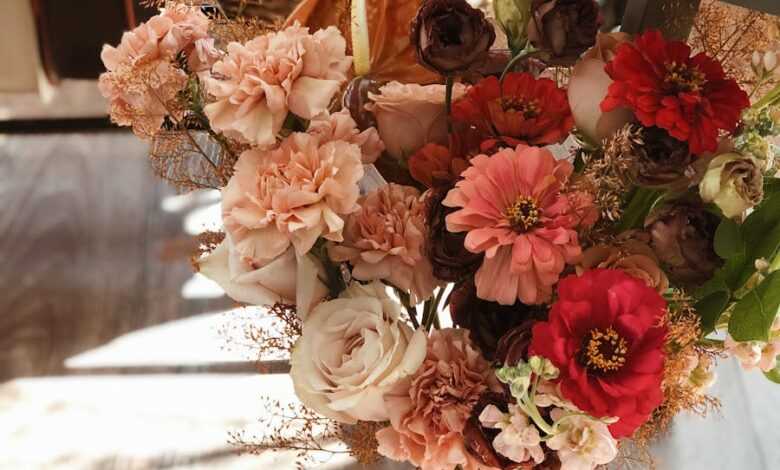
[[196, 237, 328, 319], [699, 152, 764, 218], [290, 281, 427, 423], [366, 81, 466, 160]]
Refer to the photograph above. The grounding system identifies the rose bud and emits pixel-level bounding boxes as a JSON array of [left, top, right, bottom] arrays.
[[528, 0, 600, 63], [425, 186, 484, 282], [494, 319, 537, 367], [646, 202, 723, 286], [450, 280, 541, 360], [342, 75, 381, 131], [633, 126, 695, 188], [494, 0, 532, 54], [410, 0, 496, 75], [699, 152, 764, 219], [567, 32, 634, 144]]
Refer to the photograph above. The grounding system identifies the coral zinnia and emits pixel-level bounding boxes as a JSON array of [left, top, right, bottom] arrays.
[[601, 30, 749, 154], [444, 145, 589, 305], [530, 269, 668, 438], [452, 72, 574, 146]]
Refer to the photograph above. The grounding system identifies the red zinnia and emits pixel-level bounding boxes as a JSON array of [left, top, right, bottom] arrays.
[[452, 72, 574, 146], [530, 269, 667, 438], [601, 30, 749, 154]]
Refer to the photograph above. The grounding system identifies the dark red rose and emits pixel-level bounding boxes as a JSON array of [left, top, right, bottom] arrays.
[[495, 320, 537, 367], [601, 30, 750, 154], [449, 280, 541, 359], [633, 126, 694, 188], [425, 187, 484, 282], [530, 269, 668, 438], [645, 202, 722, 286], [452, 72, 573, 146], [342, 76, 380, 131], [410, 0, 496, 75], [528, 0, 600, 62]]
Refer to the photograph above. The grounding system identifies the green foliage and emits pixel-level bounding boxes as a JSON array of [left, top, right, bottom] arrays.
[[694, 291, 730, 334], [728, 270, 780, 342], [616, 188, 665, 232]]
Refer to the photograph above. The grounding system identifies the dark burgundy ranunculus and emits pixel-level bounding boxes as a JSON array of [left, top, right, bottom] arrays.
[[425, 187, 484, 282], [410, 0, 496, 74], [528, 0, 600, 62]]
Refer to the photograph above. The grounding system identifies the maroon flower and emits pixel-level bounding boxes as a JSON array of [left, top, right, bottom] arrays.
[[530, 269, 667, 438]]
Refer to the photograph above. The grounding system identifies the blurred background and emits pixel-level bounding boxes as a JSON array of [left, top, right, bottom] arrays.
[[1, 1, 779, 469]]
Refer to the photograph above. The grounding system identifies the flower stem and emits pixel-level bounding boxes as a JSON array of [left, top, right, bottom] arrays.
[[499, 44, 537, 86], [445, 75, 455, 133], [751, 82, 780, 111]]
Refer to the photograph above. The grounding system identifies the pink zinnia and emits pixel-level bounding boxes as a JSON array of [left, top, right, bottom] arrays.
[[443, 145, 587, 305]]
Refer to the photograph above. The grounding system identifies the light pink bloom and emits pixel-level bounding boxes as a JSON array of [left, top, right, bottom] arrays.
[[478, 405, 545, 465], [307, 110, 384, 163], [547, 410, 618, 470], [376, 329, 500, 470], [328, 184, 438, 303], [366, 81, 466, 160], [222, 132, 363, 264], [443, 145, 585, 305], [203, 23, 351, 148], [98, 6, 210, 138]]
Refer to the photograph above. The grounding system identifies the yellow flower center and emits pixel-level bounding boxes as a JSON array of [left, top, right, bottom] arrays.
[[505, 196, 541, 232], [664, 62, 707, 93], [499, 96, 540, 119], [582, 327, 628, 373]]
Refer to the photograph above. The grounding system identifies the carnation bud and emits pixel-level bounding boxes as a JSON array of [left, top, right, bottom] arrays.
[[699, 153, 764, 219], [494, 0, 532, 53]]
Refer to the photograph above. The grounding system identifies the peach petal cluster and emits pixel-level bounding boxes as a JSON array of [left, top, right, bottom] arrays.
[[444, 145, 586, 305], [328, 184, 438, 303], [222, 132, 363, 264], [203, 23, 352, 148], [577, 235, 669, 293], [377, 328, 500, 470], [98, 6, 210, 138], [366, 81, 466, 160], [307, 110, 384, 163]]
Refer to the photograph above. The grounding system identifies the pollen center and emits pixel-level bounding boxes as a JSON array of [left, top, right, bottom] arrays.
[[582, 327, 628, 373], [505, 196, 541, 232], [499, 97, 540, 119], [664, 62, 706, 93]]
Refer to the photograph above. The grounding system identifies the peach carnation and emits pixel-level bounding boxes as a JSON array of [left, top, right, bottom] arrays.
[[203, 23, 351, 148], [307, 110, 384, 164], [444, 145, 586, 305], [222, 132, 363, 264], [328, 184, 438, 303], [377, 329, 500, 470], [98, 6, 210, 138]]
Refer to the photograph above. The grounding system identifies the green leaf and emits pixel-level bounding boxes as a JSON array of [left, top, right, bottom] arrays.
[[728, 270, 780, 342], [763, 177, 780, 197], [714, 218, 744, 259], [694, 290, 730, 334], [764, 364, 780, 384], [738, 193, 780, 287], [617, 188, 664, 232]]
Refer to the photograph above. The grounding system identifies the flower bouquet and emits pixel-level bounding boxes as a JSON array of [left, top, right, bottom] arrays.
[[100, 1, 780, 468]]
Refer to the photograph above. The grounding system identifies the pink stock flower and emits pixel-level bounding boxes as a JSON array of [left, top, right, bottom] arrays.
[[376, 329, 500, 470], [444, 145, 587, 305], [328, 184, 438, 303], [203, 23, 352, 148], [222, 132, 363, 264]]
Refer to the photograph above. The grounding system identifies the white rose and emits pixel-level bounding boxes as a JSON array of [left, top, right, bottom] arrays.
[[196, 237, 328, 319], [290, 281, 427, 423]]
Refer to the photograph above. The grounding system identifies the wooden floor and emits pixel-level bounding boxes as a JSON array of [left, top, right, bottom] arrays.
[[0, 131, 231, 381]]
